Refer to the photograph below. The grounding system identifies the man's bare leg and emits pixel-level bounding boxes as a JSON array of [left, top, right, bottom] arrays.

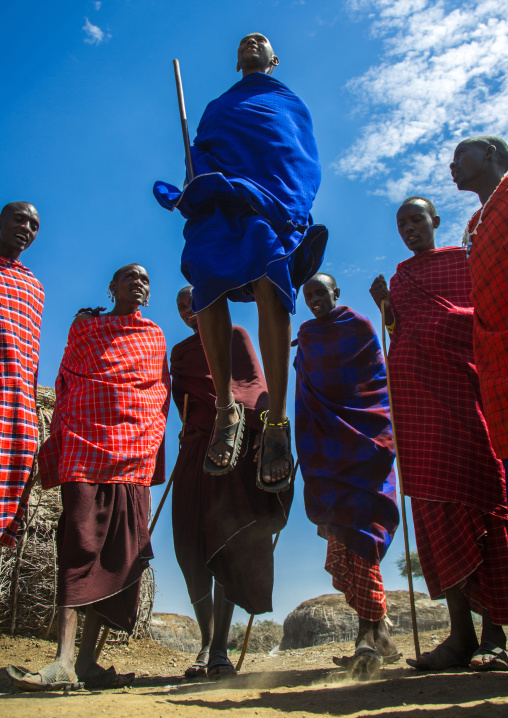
[[188, 593, 214, 673], [480, 609, 506, 648], [252, 276, 291, 482], [196, 296, 239, 467], [442, 586, 480, 655], [208, 583, 236, 677], [74, 606, 104, 679]]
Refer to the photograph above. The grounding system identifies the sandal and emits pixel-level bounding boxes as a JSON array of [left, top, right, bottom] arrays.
[[6, 663, 83, 692], [333, 649, 401, 669], [256, 419, 294, 493], [470, 642, 508, 671], [78, 665, 135, 689], [351, 645, 382, 681], [206, 650, 237, 680], [406, 643, 473, 671], [184, 648, 209, 678], [203, 402, 245, 476]]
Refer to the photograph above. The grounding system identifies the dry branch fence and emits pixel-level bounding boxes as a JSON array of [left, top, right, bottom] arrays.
[[0, 386, 154, 644]]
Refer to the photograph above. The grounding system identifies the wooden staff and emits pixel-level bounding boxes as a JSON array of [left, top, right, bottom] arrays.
[[94, 394, 189, 662], [149, 394, 189, 535], [381, 300, 420, 659], [235, 462, 295, 672], [173, 59, 195, 182]]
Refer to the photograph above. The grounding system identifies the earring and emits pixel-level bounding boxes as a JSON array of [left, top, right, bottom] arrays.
[[142, 293, 150, 308], [107, 288, 115, 303]]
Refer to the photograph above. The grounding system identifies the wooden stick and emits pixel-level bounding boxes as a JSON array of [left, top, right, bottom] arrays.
[[173, 59, 195, 182], [235, 531, 281, 672], [381, 300, 421, 659], [95, 394, 189, 662], [149, 394, 188, 536]]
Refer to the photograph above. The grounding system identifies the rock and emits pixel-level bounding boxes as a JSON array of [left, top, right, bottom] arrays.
[[280, 591, 449, 650], [150, 613, 201, 653]]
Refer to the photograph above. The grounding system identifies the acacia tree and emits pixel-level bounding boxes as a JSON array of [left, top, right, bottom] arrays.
[[396, 550, 424, 579]]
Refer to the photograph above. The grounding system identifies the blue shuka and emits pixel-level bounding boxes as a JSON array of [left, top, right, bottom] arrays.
[[154, 73, 327, 313], [293, 306, 399, 564]]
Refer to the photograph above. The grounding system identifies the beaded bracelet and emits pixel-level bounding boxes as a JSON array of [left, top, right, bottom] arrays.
[[260, 410, 289, 427], [386, 318, 396, 335]]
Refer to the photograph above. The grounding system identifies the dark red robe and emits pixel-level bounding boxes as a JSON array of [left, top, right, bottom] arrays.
[[170, 326, 293, 614]]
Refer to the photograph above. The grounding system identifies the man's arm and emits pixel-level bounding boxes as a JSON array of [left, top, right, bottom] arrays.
[[369, 275, 395, 328]]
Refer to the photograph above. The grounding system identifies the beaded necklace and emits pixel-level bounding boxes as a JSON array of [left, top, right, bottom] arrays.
[[462, 172, 508, 257]]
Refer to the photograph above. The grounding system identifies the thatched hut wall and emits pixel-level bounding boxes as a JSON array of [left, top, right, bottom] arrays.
[[0, 386, 155, 643]]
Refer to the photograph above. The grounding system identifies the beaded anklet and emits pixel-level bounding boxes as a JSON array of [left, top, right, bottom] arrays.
[[260, 410, 289, 427]]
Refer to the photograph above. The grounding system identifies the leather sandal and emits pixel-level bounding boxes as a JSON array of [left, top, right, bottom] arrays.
[[256, 420, 294, 493], [203, 402, 245, 475]]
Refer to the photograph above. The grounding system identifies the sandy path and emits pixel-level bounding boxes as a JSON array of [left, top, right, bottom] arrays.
[[2, 629, 508, 716]]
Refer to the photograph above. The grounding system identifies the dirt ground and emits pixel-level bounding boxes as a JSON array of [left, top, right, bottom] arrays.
[[1, 628, 508, 716]]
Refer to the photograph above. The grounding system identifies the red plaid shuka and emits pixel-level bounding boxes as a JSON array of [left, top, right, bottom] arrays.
[[325, 531, 386, 621], [0, 258, 44, 548], [468, 175, 508, 458], [389, 247, 507, 518], [38, 312, 171, 489], [412, 498, 508, 624]]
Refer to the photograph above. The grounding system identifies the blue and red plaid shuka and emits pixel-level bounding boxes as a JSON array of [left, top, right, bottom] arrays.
[[294, 306, 399, 565]]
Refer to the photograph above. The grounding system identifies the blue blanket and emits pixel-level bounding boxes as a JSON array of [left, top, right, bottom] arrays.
[[294, 307, 399, 564], [154, 73, 327, 313]]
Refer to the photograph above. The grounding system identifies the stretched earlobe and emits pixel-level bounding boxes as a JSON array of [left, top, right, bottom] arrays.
[[271, 55, 280, 67]]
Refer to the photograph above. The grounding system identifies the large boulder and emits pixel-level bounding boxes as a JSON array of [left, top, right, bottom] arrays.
[[280, 591, 449, 650], [151, 613, 201, 653]]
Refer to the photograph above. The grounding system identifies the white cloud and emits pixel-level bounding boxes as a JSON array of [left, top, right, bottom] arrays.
[[83, 17, 110, 45], [94, 1, 102, 9], [334, 0, 508, 243]]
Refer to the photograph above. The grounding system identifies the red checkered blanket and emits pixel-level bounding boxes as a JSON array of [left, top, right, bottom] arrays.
[[468, 175, 508, 458], [38, 312, 171, 488], [389, 246, 507, 517], [0, 257, 44, 547]]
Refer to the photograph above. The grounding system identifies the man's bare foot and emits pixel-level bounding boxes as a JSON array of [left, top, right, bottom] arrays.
[[261, 424, 290, 483], [373, 618, 399, 658], [208, 405, 239, 467]]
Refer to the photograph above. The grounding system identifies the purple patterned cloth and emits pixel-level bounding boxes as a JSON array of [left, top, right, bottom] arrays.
[[293, 306, 399, 564]]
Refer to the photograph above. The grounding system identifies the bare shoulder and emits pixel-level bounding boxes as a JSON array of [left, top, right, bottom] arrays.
[[71, 312, 94, 327]]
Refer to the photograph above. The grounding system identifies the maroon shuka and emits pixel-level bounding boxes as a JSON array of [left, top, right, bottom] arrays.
[[170, 326, 293, 615], [57, 482, 152, 633]]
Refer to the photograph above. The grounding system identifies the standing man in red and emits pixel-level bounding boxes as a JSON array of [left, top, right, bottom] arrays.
[[0, 202, 44, 549], [371, 194, 508, 672], [451, 136, 508, 466], [7, 264, 171, 691]]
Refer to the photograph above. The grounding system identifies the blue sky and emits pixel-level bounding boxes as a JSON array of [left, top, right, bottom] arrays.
[[2, 0, 507, 623]]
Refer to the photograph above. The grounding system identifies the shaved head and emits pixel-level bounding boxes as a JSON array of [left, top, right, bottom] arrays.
[[312, 273, 338, 291], [399, 196, 437, 218], [0, 201, 38, 221], [458, 136, 508, 169]]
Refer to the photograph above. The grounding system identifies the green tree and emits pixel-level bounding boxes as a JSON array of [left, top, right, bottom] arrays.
[[396, 550, 424, 579]]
